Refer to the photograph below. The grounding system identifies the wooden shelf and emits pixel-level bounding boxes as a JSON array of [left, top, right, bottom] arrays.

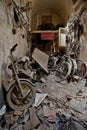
[[31, 30, 59, 33]]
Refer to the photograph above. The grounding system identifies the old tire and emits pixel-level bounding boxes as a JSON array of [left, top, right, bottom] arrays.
[[6, 80, 35, 110]]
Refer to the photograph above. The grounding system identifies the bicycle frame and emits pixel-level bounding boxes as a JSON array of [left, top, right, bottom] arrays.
[[8, 44, 28, 98]]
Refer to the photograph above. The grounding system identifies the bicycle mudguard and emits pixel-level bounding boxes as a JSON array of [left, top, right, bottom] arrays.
[[3, 78, 35, 92], [2, 79, 15, 92]]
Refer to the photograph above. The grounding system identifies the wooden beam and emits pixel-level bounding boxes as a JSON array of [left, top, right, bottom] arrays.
[[73, 0, 84, 12], [31, 30, 59, 33]]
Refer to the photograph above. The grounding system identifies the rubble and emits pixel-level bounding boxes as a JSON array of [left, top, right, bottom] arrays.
[[70, 99, 87, 113], [24, 107, 40, 130], [0, 105, 6, 116], [0, 74, 87, 130], [34, 93, 48, 107]]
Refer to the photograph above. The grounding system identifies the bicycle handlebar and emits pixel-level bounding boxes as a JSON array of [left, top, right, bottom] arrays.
[[10, 44, 18, 53]]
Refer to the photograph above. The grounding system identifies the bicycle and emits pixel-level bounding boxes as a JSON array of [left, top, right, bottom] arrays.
[[67, 41, 87, 81], [53, 51, 72, 83], [5, 44, 35, 110]]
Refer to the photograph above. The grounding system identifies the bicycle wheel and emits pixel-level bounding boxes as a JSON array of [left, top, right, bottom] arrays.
[[70, 58, 77, 76], [54, 62, 71, 83], [6, 79, 35, 110], [76, 59, 87, 80]]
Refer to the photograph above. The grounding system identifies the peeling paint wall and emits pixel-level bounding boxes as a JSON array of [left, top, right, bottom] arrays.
[[0, 0, 29, 86], [80, 9, 87, 62], [80, 1, 87, 62], [72, 0, 87, 62]]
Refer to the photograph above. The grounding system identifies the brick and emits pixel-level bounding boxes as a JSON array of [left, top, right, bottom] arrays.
[[10, 123, 19, 130], [38, 123, 50, 130], [24, 107, 40, 130], [14, 111, 23, 116]]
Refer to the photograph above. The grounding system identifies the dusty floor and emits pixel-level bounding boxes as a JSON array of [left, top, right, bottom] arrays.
[[34, 74, 87, 129], [36, 74, 87, 116], [0, 73, 87, 130]]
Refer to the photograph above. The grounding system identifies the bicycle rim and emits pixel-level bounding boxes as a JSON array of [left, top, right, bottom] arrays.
[[54, 62, 71, 83], [6, 80, 35, 110], [76, 59, 87, 80]]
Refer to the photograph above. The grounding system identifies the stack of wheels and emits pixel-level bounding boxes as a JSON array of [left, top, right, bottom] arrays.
[[6, 79, 35, 110]]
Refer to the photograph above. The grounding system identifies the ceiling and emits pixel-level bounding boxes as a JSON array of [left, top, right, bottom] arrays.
[[31, 0, 73, 29], [72, 0, 77, 4]]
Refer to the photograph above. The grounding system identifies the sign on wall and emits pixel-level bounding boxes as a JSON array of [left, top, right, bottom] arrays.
[[41, 32, 54, 40]]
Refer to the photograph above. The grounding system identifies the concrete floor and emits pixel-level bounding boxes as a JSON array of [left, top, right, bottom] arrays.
[[35, 73, 87, 121], [0, 73, 87, 130]]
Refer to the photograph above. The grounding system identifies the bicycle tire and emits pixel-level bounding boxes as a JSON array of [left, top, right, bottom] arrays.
[[54, 61, 71, 83], [70, 58, 77, 76], [76, 59, 87, 80], [6, 79, 35, 110]]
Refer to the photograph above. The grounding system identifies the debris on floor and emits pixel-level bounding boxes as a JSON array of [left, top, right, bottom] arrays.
[[0, 75, 87, 130], [34, 93, 48, 107], [0, 105, 6, 116]]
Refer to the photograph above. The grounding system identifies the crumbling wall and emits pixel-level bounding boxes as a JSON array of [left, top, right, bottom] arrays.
[[73, 1, 87, 62], [80, 9, 87, 62], [0, 0, 30, 87]]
